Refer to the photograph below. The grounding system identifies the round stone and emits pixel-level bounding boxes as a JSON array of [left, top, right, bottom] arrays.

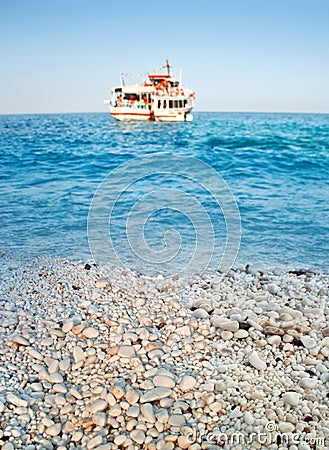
[[299, 378, 317, 389], [177, 436, 191, 448], [83, 327, 99, 339], [267, 335, 281, 346], [118, 346, 135, 358], [168, 414, 186, 426], [48, 372, 64, 384], [153, 375, 175, 389], [267, 283, 279, 294], [244, 411, 254, 425], [192, 308, 209, 319], [218, 320, 239, 332], [179, 375, 197, 392], [221, 330, 234, 340], [89, 399, 108, 413], [278, 422, 295, 433], [125, 389, 139, 405], [87, 435, 103, 449], [130, 429, 145, 445], [141, 403, 156, 423], [92, 412, 106, 427], [282, 391, 301, 406], [234, 329, 249, 339], [95, 278, 109, 288], [62, 319, 74, 332], [46, 423, 61, 436]]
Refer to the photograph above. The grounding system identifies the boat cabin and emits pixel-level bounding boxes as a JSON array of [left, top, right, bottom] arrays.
[[111, 86, 152, 109], [148, 74, 180, 89], [156, 98, 188, 110]]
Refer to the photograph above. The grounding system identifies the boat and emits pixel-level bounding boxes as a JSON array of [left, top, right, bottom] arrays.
[[104, 61, 195, 122]]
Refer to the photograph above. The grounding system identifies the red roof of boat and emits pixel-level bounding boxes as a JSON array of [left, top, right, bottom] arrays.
[[148, 74, 171, 78]]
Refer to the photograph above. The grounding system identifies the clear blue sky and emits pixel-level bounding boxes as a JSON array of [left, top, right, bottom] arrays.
[[1, 0, 329, 114]]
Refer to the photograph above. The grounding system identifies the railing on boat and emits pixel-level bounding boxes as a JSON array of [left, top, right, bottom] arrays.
[[113, 101, 149, 109]]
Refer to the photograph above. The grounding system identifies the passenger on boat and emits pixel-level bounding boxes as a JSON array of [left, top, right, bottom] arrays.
[[117, 95, 122, 107], [160, 80, 168, 95]]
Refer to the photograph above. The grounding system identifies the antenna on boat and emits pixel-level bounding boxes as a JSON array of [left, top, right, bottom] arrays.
[[165, 60, 171, 76], [120, 73, 125, 87]]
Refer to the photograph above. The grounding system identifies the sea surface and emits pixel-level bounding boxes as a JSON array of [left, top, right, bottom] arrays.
[[1, 112, 328, 275]]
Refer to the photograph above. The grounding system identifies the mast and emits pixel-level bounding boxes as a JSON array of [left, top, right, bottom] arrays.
[[165, 60, 171, 76], [120, 73, 125, 87]]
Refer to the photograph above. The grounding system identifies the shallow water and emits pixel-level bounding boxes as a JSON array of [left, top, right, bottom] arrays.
[[1, 112, 328, 274]]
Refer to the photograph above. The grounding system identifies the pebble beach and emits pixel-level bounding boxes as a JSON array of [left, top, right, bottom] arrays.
[[0, 253, 328, 450]]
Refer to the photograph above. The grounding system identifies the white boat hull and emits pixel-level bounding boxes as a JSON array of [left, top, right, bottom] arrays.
[[109, 106, 193, 122], [109, 107, 150, 121], [154, 112, 193, 122]]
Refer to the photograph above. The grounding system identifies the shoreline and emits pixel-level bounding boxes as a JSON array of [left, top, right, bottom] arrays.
[[0, 253, 328, 449]]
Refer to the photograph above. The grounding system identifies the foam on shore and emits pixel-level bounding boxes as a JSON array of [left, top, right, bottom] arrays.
[[0, 253, 328, 450]]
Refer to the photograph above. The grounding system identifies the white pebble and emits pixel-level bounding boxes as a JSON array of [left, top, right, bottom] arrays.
[[153, 375, 175, 389], [218, 320, 239, 332], [7, 393, 28, 408], [179, 375, 197, 392], [192, 308, 209, 319], [83, 327, 99, 339], [301, 335, 317, 349], [73, 346, 85, 363], [90, 399, 108, 413], [300, 378, 317, 389], [282, 391, 301, 406], [278, 422, 295, 432], [130, 429, 145, 444], [87, 435, 103, 449], [48, 372, 64, 384], [118, 346, 135, 358], [46, 423, 61, 436], [244, 411, 254, 425], [140, 387, 172, 403], [95, 278, 109, 288], [267, 283, 279, 294], [62, 319, 74, 332], [248, 351, 267, 370], [141, 403, 156, 423]]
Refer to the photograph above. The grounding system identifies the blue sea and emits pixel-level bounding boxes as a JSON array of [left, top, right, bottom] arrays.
[[1, 112, 328, 275]]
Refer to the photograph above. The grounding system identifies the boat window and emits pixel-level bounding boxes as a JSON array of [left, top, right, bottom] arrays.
[[124, 94, 138, 101], [163, 100, 167, 109], [184, 99, 187, 107], [158, 100, 161, 109], [179, 100, 183, 108], [169, 100, 173, 108], [174, 100, 179, 108]]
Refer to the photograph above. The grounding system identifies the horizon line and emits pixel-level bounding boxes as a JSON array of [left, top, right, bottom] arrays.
[[1, 110, 329, 117]]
